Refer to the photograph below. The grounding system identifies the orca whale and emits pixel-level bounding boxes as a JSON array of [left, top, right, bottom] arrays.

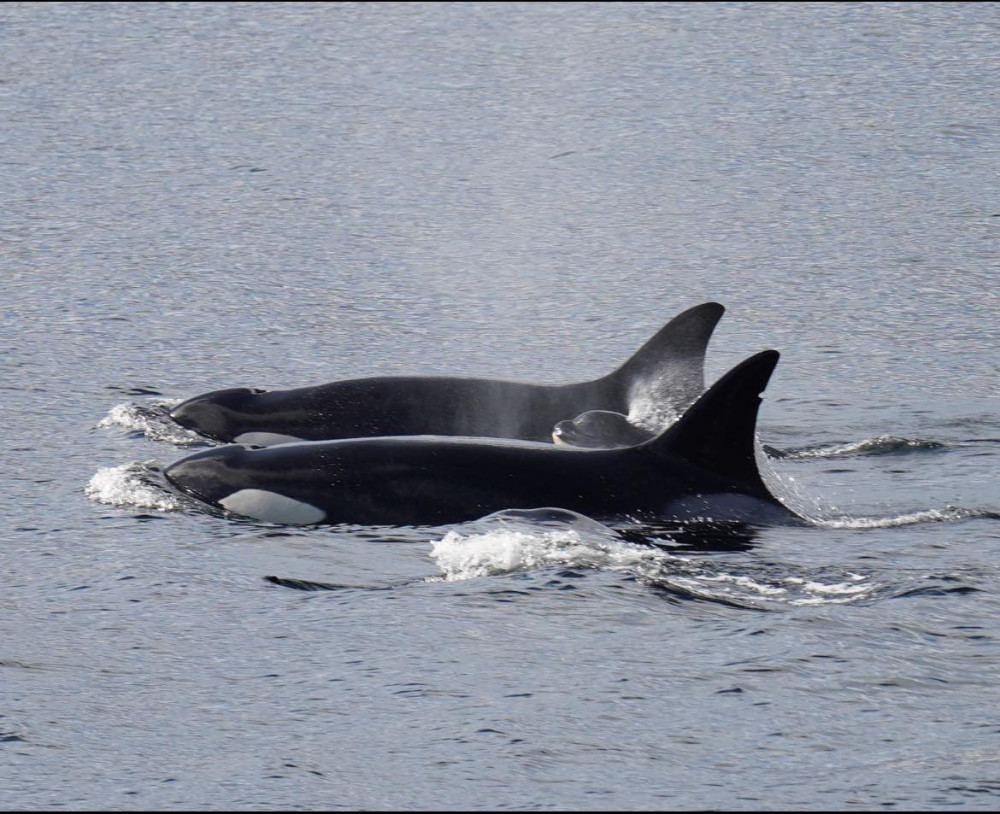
[[168, 302, 725, 445], [163, 350, 799, 528]]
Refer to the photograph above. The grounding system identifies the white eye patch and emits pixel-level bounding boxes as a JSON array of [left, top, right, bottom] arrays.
[[219, 489, 326, 525]]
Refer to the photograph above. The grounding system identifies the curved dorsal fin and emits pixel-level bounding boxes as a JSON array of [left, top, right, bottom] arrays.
[[604, 302, 725, 422], [637, 349, 780, 498]]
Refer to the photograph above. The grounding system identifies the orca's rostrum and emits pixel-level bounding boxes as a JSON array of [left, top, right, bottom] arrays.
[[164, 350, 799, 528]]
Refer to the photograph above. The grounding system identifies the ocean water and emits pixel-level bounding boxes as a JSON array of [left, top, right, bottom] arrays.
[[4, 2, 1000, 810]]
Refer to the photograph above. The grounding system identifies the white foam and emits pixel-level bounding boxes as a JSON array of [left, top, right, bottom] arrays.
[[430, 527, 674, 582], [814, 507, 978, 529], [782, 573, 873, 604], [786, 586, 874, 605], [98, 399, 205, 445], [218, 489, 327, 525], [668, 571, 876, 606], [695, 574, 789, 596], [429, 523, 877, 606], [85, 462, 182, 511]]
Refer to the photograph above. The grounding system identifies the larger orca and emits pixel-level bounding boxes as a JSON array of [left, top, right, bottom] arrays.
[[164, 349, 799, 528], [168, 302, 725, 445]]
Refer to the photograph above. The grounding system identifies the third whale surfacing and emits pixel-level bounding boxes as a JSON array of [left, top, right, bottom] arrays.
[[553, 410, 655, 449], [163, 350, 801, 528], [168, 302, 724, 445]]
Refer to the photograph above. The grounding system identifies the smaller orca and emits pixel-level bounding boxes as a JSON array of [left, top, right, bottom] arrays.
[[164, 350, 800, 528], [168, 302, 725, 445], [553, 408, 788, 458], [553, 410, 655, 449]]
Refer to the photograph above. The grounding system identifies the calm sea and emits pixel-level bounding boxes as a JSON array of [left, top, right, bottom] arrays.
[[4, 2, 1000, 810]]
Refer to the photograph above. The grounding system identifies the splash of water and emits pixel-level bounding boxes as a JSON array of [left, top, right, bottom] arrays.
[[429, 526, 672, 581], [428, 521, 878, 607], [98, 399, 208, 446], [626, 391, 680, 434], [85, 461, 183, 512]]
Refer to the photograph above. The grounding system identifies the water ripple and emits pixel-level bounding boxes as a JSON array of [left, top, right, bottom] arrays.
[[428, 522, 880, 609], [783, 435, 947, 459], [814, 506, 1000, 529]]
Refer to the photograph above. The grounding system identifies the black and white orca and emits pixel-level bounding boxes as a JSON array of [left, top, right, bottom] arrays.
[[164, 350, 799, 528], [169, 302, 725, 445]]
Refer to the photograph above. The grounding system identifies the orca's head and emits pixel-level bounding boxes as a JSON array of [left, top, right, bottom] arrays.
[[552, 416, 591, 447], [169, 387, 267, 442], [164, 444, 328, 525]]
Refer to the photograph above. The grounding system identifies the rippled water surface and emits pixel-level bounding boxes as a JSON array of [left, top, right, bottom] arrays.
[[4, 2, 1000, 810]]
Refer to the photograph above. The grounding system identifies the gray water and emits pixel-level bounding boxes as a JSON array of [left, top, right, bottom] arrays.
[[4, 2, 1000, 810]]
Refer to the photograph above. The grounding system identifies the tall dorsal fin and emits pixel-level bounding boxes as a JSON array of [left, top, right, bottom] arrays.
[[637, 350, 780, 498], [604, 302, 725, 419]]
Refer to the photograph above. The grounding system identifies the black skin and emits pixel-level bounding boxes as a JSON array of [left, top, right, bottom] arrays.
[[164, 351, 802, 528], [165, 434, 795, 527], [169, 303, 725, 444]]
